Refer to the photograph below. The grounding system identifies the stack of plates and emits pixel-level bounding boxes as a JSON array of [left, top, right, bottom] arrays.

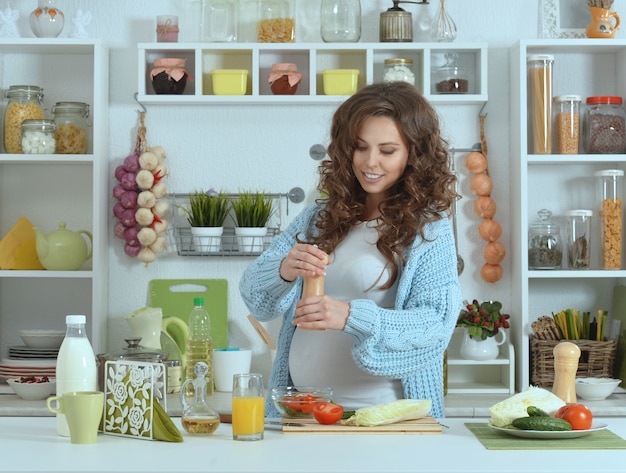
[[0, 358, 56, 381], [8, 346, 59, 360]]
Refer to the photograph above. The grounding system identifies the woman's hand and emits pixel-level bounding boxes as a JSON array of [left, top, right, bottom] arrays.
[[279, 243, 328, 282], [293, 295, 350, 331]]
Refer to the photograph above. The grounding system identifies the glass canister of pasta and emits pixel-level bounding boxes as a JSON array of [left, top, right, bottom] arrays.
[[3, 85, 44, 154], [52, 102, 89, 154], [257, 0, 295, 42], [595, 169, 624, 270]]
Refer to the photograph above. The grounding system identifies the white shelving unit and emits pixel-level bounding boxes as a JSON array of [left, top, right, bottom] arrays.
[[137, 42, 487, 105], [0, 39, 109, 355], [510, 39, 626, 391]]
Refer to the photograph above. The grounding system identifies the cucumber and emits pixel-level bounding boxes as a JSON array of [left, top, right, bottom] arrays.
[[512, 416, 572, 431], [527, 406, 550, 417]]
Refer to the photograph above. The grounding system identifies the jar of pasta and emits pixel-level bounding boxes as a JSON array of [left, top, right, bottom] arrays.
[[3, 85, 44, 154], [52, 102, 89, 154], [594, 169, 623, 270], [257, 0, 295, 42], [527, 54, 554, 154], [553, 95, 581, 154]]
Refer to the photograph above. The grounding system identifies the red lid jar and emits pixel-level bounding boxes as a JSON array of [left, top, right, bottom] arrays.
[[583, 95, 626, 154]]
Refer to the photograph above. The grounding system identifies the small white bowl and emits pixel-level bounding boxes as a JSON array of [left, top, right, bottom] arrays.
[[19, 329, 64, 349], [576, 377, 621, 401], [7, 377, 56, 400]]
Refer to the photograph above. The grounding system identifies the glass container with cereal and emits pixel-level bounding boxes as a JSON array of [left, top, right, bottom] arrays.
[[594, 169, 623, 270], [52, 102, 89, 154], [3, 85, 44, 154], [553, 95, 581, 154], [258, 0, 295, 42]]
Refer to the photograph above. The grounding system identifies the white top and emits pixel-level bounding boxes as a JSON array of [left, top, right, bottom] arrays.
[[289, 221, 402, 408]]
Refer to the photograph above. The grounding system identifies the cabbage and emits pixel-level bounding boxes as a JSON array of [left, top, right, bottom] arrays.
[[489, 386, 566, 427], [342, 399, 432, 427]]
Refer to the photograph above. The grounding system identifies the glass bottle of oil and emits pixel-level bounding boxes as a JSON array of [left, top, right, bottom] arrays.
[[186, 297, 214, 393], [180, 362, 221, 434]]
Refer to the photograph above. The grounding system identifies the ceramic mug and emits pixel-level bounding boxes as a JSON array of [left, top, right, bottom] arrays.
[[47, 391, 104, 444], [213, 349, 252, 392]]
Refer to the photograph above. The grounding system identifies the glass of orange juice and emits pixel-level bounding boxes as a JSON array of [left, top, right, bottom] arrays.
[[232, 373, 264, 441]]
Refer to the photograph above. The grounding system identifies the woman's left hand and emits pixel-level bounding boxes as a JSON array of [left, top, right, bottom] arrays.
[[293, 295, 351, 331]]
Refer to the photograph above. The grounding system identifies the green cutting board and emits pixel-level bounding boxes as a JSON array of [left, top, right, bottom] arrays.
[[149, 279, 228, 349]]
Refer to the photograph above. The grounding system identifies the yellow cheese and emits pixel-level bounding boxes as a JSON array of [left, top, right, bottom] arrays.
[[0, 216, 44, 270]]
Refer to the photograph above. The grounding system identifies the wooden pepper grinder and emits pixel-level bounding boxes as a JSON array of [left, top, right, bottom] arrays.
[[300, 255, 329, 330], [552, 341, 581, 403]]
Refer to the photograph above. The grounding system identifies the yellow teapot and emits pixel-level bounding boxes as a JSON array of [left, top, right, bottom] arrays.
[[33, 222, 92, 270]]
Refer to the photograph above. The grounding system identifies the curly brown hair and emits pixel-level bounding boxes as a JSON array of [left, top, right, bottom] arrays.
[[304, 81, 457, 289]]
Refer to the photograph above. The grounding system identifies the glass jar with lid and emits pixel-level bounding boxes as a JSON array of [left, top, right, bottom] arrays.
[[320, 0, 361, 43], [528, 208, 562, 270], [52, 101, 89, 154], [257, 0, 295, 42], [583, 96, 626, 154], [553, 95, 581, 154], [4, 85, 44, 154], [21, 119, 56, 154], [594, 169, 623, 269], [383, 58, 415, 85], [564, 209, 592, 269], [432, 52, 471, 94], [527, 54, 554, 154]]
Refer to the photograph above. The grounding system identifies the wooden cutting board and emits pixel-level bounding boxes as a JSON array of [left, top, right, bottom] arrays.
[[282, 416, 442, 434]]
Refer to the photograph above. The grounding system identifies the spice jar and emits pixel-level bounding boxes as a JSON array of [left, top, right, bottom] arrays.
[[52, 102, 89, 154], [21, 119, 56, 154], [527, 54, 554, 154], [528, 209, 562, 270], [553, 95, 581, 154], [4, 85, 44, 154], [268, 63, 302, 95], [594, 169, 623, 270], [383, 58, 415, 85], [257, 0, 295, 43], [150, 58, 190, 95], [564, 209, 592, 269], [583, 96, 626, 154], [433, 52, 470, 94]]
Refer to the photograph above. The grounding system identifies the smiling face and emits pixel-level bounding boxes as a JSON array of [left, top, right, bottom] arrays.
[[352, 116, 409, 219]]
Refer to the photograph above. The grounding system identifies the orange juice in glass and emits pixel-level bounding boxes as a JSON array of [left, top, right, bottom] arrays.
[[232, 373, 264, 441]]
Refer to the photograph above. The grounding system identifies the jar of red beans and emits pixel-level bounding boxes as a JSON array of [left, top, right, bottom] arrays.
[[583, 96, 626, 154]]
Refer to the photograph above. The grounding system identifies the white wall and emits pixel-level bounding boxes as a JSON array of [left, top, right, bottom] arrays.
[[12, 0, 624, 379]]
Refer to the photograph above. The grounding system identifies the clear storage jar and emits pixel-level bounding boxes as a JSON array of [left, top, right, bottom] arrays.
[[528, 208, 562, 270], [4, 85, 44, 154], [553, 95, 581, 154], [52, 101, 89, 154], [433, 52, 470, 94], [383, 58, 415, 85], [594, 169, 623, 269], [257, 0, 295, 42], [583, 96, 626, 154], [564, 209, 592, 269], [21, 119, 56, 154], [527, 54, 554, 154], [200, 0, 237, 42]]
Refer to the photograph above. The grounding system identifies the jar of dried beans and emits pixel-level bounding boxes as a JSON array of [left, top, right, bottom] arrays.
[[3, 85, 44, 154], [257, 0, 295, 43], [583, 96, 626, 154], [52, 101, 89, 154], [594, 169, 623, 270], [528, 208, 562, 270], [553, 95, 581, 154]]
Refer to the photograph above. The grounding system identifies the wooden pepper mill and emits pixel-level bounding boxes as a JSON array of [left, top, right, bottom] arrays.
[[552, 341, 581, 403], [300, 255, 328, 330]]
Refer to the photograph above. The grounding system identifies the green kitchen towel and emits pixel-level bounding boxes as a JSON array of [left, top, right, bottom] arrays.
[[466, 423, 626, 450]]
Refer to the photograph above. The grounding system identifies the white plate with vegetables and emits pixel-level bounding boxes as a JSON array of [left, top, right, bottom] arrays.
[[488, 422, 608, 439]]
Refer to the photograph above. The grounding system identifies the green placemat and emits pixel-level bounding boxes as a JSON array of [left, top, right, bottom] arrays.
[[466, 423, 626, 450]]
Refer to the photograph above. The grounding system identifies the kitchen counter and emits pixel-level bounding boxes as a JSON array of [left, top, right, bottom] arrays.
[[1, 416, 625, 473]]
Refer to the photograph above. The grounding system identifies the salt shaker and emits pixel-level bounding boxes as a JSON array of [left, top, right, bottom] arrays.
[[552, 341, 581, 403]]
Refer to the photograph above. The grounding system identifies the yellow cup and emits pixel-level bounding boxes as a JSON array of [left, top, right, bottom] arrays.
[[47, 391, 104, 444]]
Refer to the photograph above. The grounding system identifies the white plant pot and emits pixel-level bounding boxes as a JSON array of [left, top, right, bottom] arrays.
[[459, 327, 506, 361], [191, 226, 223, 254], [235, 227, 267, 254]]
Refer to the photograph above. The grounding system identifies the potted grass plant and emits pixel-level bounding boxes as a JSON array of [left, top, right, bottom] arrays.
[[231, 191, 274, 254], [183, 189, 230, 253]]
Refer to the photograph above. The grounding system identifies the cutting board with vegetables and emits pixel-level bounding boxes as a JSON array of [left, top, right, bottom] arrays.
[[282, 416, 442, 434], [149, 279, 228, 349]]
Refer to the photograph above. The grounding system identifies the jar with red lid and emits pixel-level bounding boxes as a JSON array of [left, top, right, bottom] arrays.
[[583, 95, 626, 154]]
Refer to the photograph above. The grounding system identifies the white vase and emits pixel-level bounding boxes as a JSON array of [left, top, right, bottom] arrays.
[[191, 226, 223, 254], [459, 328, 506, 361], [235, 227, 267, 254]]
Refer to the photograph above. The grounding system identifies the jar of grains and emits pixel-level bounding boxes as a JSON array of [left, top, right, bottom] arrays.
[[52, 102, 89, 154], [528, 208, 562, 270], [583, 96, 626, 154], [553, 95, 581, 154], [3, 85, 44, 154], [21, 119, 56, 154], [594, 169, 623, 270], [383, 58, 415, 85], [257, 0, 295, 42]]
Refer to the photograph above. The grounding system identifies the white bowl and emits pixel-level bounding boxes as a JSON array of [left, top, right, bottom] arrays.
[[7, 377, 56, 400], [19, 330, 64, 349], [575, 377, 621, 401]]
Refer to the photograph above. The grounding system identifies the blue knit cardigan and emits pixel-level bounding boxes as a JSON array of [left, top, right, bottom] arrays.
[[239, 204, 462, 419]]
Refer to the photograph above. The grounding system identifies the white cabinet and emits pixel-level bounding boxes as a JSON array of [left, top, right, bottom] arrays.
[[510, 39, 626, 391], [0, 39, 109, 354], [137, 42, 487, 105]]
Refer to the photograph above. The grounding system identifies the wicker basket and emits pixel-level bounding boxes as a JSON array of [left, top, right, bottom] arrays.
[[530, 338, 617, 388]]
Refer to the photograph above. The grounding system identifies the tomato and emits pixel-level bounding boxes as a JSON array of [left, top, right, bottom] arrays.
[[555, 403, 593, 430], [313, 402, 344, 425], [300, 395, 321, 413]]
